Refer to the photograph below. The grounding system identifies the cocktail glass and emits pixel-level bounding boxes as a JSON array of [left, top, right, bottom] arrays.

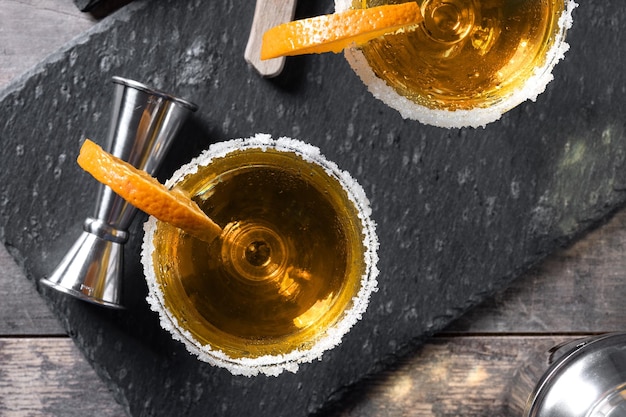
[[336, 0, 577, 128], [141, 134, 379, 376]]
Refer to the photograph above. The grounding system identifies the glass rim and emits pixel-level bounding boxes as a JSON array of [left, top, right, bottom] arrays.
[[141, 133, 379, 377], [111, 76, 199, 112]]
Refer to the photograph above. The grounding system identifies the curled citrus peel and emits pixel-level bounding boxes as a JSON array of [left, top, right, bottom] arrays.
[[260, 2, 423, 60], [77, 139, 222, 243]]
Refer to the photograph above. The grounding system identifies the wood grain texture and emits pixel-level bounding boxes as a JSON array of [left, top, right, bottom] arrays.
[[0, 336, 578, 417], [333, 336, 574, 417], [244, 0, 298, 77], [0, 338, 127, 417], [0, 0, 94, 85], [447, 209, 626, 334], [0, 245, 64, 335], [1, 0, 625, 416], [0, 3, 125, 416]]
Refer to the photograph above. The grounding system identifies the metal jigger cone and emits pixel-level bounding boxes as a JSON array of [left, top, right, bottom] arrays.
[[41, 76, 198, 309]]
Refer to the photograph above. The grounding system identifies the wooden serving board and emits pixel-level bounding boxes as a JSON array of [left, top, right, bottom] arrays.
[[1, 1, 625, 416]]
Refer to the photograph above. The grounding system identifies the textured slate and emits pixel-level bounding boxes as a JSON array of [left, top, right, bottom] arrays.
[[1, 1, 625, 416]]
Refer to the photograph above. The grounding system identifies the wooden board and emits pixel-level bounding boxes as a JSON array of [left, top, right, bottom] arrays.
[[0, 338, 127, 417], [334, 336, 574, 417], [2, 209, 626, 416], [1, 0, 624, 416], [0, 245, 64, 335], [0, 335, 573, 417], [449, 208, 626, 334], [0, 0, 94, 86]]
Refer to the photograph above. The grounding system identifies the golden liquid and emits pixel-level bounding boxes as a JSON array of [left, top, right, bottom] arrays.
[[150, 148, 367, 359], [356, 0, 566, 110]]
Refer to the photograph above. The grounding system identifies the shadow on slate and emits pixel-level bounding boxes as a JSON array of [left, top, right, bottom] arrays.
[[73, 0, 103, 11], [73, 0, 133, 14], [1, 1, 626, 416]]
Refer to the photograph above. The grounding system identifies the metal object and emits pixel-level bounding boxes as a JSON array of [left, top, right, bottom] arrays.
[[523, 333, 626, 417], [40, 76, 198, 309]]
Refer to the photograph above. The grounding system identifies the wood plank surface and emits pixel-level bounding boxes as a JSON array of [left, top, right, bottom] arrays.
[[448, 208, 626, 334], [0, 335, 575, 417], [0, 0, 95, 86], [335, 336, 574, 417], [1, 1, 624, 416], [1, 2, 127, 416], [0, 245, 64, 335], [244, 0, 297, 77], [0, 338, 127, 417]]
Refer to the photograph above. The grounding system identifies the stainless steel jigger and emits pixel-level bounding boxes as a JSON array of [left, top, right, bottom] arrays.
[[40, 76, 198, 309]]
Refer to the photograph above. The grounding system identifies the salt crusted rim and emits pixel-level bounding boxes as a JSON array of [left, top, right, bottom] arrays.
[[335, 0, 578, 129], [141, 133, 379, 377]]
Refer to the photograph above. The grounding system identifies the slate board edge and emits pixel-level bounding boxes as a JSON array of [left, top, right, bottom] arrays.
[[0, 2, 150, 414], [0, 1, 146, 105]]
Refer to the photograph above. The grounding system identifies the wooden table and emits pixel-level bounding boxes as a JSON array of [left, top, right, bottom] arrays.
[[2, 2, 626, 416]]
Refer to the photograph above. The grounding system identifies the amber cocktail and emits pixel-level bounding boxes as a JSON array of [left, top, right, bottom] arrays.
[[337, 0, 577, 128], [142, 134, 378, 376]]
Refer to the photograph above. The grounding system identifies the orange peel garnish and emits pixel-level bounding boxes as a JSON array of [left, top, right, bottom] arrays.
[[77, 139, 222, 243], [260, 2, 423, 60]]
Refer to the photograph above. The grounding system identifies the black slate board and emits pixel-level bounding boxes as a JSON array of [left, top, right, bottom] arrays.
[[73, 0, 131, 13], [73, 0, 106, 12], [1, 1, 626, 416]]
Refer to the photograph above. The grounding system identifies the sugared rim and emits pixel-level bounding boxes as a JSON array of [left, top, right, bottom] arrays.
[[141, 133, 379, 377], [335, 0, 577, 129]]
